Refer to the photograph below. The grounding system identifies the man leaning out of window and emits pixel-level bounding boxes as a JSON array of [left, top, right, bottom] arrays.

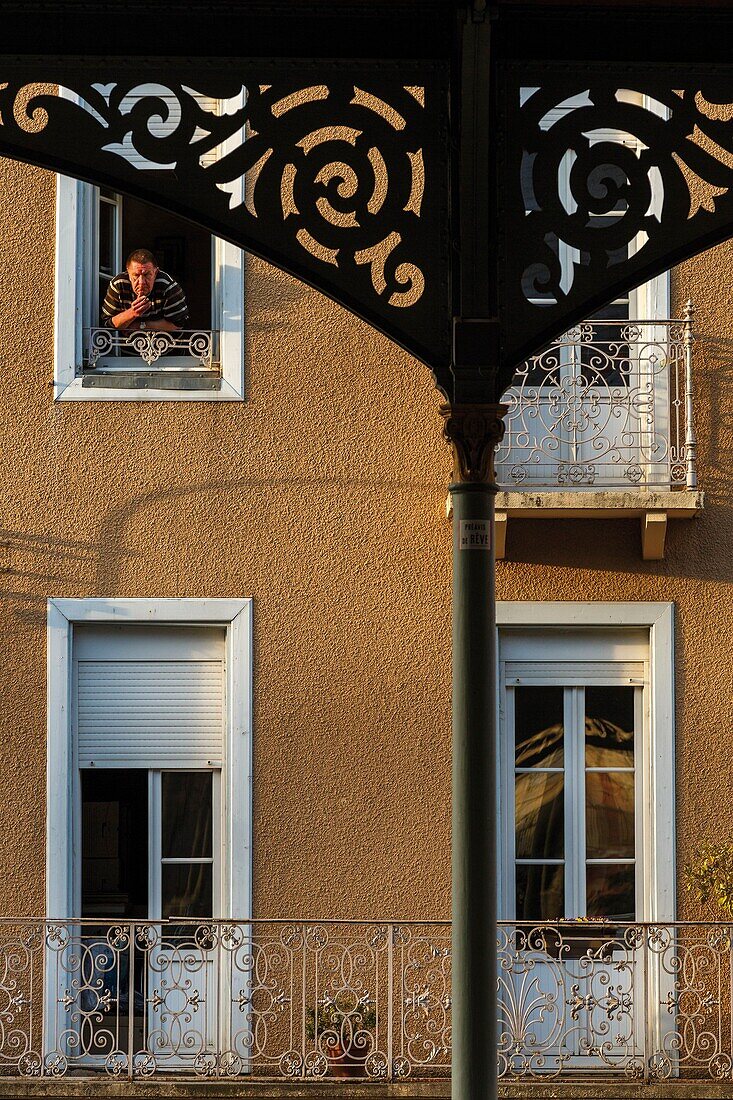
[[102, 248, 189, 332]]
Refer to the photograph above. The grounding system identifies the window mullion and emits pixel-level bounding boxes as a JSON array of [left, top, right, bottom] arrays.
[[148, 770, 162, 922], [114, 192, 122, 274], [562, 687, 573, 918], [635, 685, 645, 921], [503, 682, 516, 921], [572, 686, 586, 919]]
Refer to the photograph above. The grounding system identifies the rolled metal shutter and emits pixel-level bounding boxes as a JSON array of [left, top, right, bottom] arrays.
[[113, 85, 220, 170], [74, 625, 225, 768]]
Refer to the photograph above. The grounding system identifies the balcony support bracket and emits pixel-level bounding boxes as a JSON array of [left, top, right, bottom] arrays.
[[642, 511, 668, 561], [480, 491, 704, 560]]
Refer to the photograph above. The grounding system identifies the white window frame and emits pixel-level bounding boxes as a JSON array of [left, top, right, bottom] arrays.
[[53, 95, 246, 402], [46, 598, 253, 920], [496, 601, 675, 924]]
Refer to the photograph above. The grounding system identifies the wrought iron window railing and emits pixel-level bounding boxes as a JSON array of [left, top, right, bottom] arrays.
[[83, 328, 219, 372], [496, 303, 697, 492], [0, 919, 732, 1082]]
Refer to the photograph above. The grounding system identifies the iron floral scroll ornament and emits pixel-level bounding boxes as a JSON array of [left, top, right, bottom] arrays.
[[441, 405, 508, 485], [10, 64, 733, 392], [0, 70, 450, 382], [499, 77, 733, 380]]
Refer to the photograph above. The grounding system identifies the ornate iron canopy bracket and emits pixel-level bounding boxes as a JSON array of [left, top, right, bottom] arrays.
[[0, 58, 451, 387], [4, 5, 733, 406]]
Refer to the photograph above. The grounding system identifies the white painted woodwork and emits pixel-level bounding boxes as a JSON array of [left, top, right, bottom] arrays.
[[54, 89, 245, 402], [75, 624, 225, 768], [47, 599, 252, 921]]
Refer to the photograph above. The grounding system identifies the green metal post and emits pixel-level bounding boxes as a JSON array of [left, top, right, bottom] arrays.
[[442, 404, 505, 1100]]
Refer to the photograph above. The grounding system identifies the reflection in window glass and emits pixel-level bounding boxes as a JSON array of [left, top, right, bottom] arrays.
[[162, 864, 213, 920], [162, 772, 212, 859], [516, 864, 564, 922], [515, 686, 564, 768], [586, 863, 635, 920], [586, 772, 635, 859], [585, 686, 635, 767], [515, 772, 564, 859]]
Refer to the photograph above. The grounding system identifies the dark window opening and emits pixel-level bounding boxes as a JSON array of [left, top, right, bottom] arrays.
[[81, 768, 148, 918], [116, 195, 212, 331]]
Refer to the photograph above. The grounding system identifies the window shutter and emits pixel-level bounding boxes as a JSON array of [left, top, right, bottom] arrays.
[[74, 626, 225, 768], [116, 85, 220, 171]]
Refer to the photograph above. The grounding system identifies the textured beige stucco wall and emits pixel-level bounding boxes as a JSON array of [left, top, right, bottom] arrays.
[[0, 157, 453, 921], [0, 154, 730, 922]]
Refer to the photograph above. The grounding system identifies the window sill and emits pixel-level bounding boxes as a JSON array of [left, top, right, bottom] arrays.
[[55, 372, 243, 402], [447, 490, 704, 560], [81, 369, 221, 391]]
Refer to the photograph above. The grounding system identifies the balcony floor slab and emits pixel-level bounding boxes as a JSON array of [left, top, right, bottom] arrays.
[[1, 1079, 733, 1100], [492, 490, 704, 560]]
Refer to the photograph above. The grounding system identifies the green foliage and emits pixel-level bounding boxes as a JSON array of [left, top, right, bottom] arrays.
[[684, 841, 733, 918]]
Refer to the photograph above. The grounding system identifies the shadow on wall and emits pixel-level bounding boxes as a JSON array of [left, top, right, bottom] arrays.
[[0, 528, 138, 628], [0, 471, 445, 623], [245, 271, 312, 336], [694, 334, 733, 509]]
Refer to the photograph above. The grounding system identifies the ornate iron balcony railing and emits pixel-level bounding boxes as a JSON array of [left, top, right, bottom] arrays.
[[84, 328, 218, 371], [496, 303, 697, 492], [0, 918, 731, 1082]]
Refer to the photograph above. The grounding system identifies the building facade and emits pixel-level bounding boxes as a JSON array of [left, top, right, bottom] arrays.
[[0, 98, 730, 1096]]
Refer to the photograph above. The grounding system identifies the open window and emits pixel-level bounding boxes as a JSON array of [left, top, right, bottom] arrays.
[[54, 92, 245, 401], [46, 599, 252, 1071]]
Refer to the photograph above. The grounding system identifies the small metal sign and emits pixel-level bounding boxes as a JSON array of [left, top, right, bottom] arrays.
[[458, 519, 491, 550]]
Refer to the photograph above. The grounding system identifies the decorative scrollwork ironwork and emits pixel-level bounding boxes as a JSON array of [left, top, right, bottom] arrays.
[[86, 328, 215, 369], [0, 67, 449, 379], [1, 917, 733, 1082], [500, 75, 733, 378], [496, 317, 694, 491]]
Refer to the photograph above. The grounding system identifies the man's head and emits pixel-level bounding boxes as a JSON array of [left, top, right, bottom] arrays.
[[125, 248, 159, 296]]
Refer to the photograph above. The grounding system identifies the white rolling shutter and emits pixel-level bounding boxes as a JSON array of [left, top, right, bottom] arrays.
[[114, 85, 220, 171], [74, 625, 225, 768]]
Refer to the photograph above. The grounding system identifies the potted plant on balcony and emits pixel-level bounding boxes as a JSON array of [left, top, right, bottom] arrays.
[[306, 997, 377, 1078], [684, 841, 733, 918]]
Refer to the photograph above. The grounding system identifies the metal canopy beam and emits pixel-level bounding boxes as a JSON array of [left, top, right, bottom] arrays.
[[0, 1, 454, 61], [5, 4, 733, 395]]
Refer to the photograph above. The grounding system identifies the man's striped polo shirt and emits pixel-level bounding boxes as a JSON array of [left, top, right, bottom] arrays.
[[101, 270, 189, 327]]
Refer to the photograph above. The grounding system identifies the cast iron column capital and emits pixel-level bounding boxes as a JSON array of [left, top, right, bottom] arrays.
[[440, 402, 508, 485]]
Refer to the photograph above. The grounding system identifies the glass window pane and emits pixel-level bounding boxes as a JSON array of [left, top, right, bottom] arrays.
[[585, 686, 635, 768], [515, 686, 564, 767], [162, 863, 212, 919], [162, 772, 212, 858], [581, 304, 631, 386], [99, 200, 115, 276], [516, 864, 564, 921], [586, 772, 635, 858], [586, 864, 635, 920], [81, 768, 148, 918], [515, 772, 564, 859]]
